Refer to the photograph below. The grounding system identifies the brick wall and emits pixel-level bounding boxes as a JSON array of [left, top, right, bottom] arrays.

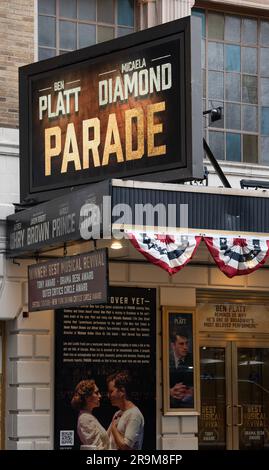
[[0, 0, 34, 129]]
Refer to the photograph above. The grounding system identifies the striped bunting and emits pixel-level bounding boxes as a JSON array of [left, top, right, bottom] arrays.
[[204, 237, 269, 278], [126, 231, 202, 275]]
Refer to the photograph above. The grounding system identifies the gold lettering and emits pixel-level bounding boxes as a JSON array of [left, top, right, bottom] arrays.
[[83, 118, 101, 168], [102, 113, 123, 166], [45, 126, 61, 176], [44, 102, 167, 176], [61, 123, 81, 173], [125, 108, 144, 161], [147, 101, 166, 157]]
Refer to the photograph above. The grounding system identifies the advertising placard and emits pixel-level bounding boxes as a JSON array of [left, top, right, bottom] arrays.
[[198, 304, 269, 333], [28, 249, 108, 311], [54, 287, 156, 450], [162, 307, 199, 415], [19, 17, 202, 202]]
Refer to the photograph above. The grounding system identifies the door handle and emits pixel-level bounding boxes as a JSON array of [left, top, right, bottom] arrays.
[[226, 404, 232, 427], [234, 405, 243, 426]]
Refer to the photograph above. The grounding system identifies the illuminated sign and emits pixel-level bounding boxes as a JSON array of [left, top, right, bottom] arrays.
[[19, 17, 202, 202]]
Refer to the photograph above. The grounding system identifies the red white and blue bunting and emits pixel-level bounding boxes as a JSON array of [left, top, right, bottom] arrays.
[[204, 236, 269, 278], [126, 231, 269, 278], [126, 231, 202, 275]]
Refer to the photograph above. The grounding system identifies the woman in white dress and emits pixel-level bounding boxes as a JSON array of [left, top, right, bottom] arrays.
[[71, 379, 109, 450]]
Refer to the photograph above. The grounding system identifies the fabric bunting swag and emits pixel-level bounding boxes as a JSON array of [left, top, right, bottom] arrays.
[[127, 232, 202, 275], [204, 236, 269, 278], [126, 231, 269, 278]]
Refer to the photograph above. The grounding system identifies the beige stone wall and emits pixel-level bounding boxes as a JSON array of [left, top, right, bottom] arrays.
[[0, 323, 2, 449], [0, 374, 1, 449], [197, 0, 269, 10], [0, 0, 34, 129]]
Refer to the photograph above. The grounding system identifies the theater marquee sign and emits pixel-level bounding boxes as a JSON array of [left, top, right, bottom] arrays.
[[19, 16, 202, 202]]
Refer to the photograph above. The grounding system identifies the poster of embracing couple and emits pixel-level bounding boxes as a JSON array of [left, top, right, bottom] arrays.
[[54, 286, 156, 450]]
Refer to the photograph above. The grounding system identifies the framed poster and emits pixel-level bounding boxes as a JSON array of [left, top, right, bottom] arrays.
[[54, 287, 156, 450], [162, 307, 199, 415]]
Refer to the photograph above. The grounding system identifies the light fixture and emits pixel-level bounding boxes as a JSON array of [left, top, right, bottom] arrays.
[[240, 179, 269, 190], [239, 360, 264, 366], [200, 359, 224, 364], [203, 106, 222, 122], [110, 239, 123, 250]]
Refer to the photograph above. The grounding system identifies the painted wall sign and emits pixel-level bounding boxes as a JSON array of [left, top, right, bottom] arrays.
[[28, 249, 108, 311], [198, 304, 269, 333], [19, 17, 202, 202], [54, 287, 156, 450]]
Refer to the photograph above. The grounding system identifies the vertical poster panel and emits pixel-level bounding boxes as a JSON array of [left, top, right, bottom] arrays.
[[162, 307, 199, 415], [54, 287, 156, 450]]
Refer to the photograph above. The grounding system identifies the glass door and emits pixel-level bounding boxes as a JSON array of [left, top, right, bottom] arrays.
[[198, 341, 232, 449], [234, 343, 269, 450], [198, 339, 269, 450]]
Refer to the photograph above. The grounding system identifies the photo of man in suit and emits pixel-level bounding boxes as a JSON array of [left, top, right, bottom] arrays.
[[169, 327, 194, 408]]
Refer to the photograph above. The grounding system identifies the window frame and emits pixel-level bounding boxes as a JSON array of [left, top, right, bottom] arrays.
[[193, 6, 269, 165], [38, 0, 137, 58]]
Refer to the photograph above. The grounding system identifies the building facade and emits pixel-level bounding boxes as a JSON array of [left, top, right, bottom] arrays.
[[0, 0, 269, 450]]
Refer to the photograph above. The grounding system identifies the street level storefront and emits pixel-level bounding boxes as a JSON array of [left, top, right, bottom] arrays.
[[4, 179, 269, 450]]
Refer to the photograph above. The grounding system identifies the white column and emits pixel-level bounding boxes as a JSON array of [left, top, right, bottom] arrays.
[[6, 310, 53, 450], [0, 127, 19, 205], [156, 0, 195, 24], [138, 0, 195, 30], [0, 258, 27, 321], [0, 126, 21, 320], [138, 0, 158, 29]]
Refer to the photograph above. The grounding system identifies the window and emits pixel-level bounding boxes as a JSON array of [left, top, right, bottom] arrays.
[[192, 8, 269, 165], [38, 0, 135, 60]]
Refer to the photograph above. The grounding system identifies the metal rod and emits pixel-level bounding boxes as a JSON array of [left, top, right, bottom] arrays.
[[203, 138, 231, 188]]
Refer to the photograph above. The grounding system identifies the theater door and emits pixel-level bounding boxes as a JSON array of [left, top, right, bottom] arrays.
[[198, 337, 269, 450]]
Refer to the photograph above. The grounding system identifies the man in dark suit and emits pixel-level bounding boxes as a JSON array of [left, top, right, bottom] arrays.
[[169, 328, 194, 408]]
